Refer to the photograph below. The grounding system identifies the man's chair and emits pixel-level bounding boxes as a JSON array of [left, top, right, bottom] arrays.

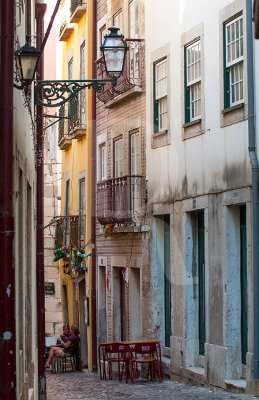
[[57, 351, 81, 373]]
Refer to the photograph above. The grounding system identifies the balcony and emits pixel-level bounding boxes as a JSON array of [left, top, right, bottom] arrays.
[[68, 94, 86, 140], [70, 0, 87, 23], [58, 96, 86, 149], [58, 104, 72, 150], [55, 215, 85, 249], [59, 0, 75, 41], [97, 175, 143, 226], [96, 39, 144, 107]]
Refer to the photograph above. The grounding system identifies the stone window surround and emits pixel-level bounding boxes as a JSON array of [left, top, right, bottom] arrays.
[[219, 0, 248, 128], [181, 23, 205, 141], [182, 195, 209, 369], [150, 43, 171, 149]]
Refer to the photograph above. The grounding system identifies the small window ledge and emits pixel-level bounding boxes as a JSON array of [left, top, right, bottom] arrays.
[[222, 102, 244, 114], [151, 129, 170, 148], [105, 86, 142, 108], [153, 129, 168, 137], [183, 118, 201, 128]]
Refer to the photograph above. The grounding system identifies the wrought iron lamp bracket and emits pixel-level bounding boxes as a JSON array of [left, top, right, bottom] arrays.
[[34, 78, 117, 108]]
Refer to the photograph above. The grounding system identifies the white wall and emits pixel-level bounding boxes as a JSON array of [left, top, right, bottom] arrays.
[[146, 0, 250, 205]]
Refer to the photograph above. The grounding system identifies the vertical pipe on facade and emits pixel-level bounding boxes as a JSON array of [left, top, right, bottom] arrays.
[[35, 4, 47, 399], [91, 0, 97, 370], [0, 1, 16, 399], [246, 0, 259, 379]]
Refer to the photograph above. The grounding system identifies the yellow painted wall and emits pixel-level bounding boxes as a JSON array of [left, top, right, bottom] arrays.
[[59, 2, 94, 372]]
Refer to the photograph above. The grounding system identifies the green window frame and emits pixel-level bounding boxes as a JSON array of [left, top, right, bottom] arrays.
[[184, 39, 201, 124], [153, 57, 167, 133], [223, 12, 244, 109]]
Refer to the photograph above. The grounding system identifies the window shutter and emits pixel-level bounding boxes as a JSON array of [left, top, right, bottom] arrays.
[[153, 63, 159, 133], [184, 47, 190, 123], [223, 23, 230, 109]]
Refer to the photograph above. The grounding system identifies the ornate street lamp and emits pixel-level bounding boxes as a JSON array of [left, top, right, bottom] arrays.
[[14, 27, 128, 107], [14, 37, 41, 89], [101, 27, 128, 78]]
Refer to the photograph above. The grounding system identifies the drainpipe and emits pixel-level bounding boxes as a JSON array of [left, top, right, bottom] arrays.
[[0, 1, 16, 399], [91, 0, 97, 371], [246, 0, 259, 379], [35, 4, 47, 399]]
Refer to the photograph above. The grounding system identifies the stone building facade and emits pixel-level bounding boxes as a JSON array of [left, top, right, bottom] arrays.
[[145, 0, 258, 395], [96, 0, 148, 344]]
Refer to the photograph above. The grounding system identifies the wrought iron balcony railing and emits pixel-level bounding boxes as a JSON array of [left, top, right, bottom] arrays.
[[58, 104, 72, 150], [58, 95, 86, 148], [97, 175, 143, 226], [68, 94, 86, 133], [96, 39, 144, 104], [55, 215, 85, 249]]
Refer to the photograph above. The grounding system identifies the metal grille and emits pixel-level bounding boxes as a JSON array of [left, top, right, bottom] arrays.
[[97, 175, 143, 225], [70, 0, 86, 16], [55, 218, 64, 246], [97, 40, 144, 104], [58, 104, 65, 142]]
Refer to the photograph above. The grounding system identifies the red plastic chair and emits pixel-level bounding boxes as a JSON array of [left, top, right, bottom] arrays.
[[102, 343, 128, 382], [129, 342, 162, 383]]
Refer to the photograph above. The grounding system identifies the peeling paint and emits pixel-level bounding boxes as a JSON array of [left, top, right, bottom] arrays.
[[6, 283, 11, 297], [3, 331, 12, 340]]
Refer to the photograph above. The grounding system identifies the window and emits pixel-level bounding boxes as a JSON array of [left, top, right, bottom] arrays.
[[114, 138, 123, 177], [129, 0, 139, 38], [79, 178, 85, 247], [130, 131, 140, 175], [79, 42, 86, 125], [224, 15, 244, 107], [68, 58, 73, 133], [129, 0, 140, 78], [154, 58, 167, 133], [64, 179, 70, 247], [113, 9, 122, 31], [99, 143, 106, 181], [99, 24, 106, 58], [185, 40, 201, 123], [68, 57, 73, 79]]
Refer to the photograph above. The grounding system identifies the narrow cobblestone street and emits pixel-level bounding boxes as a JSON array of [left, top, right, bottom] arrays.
[[46, 371, 257, 400]]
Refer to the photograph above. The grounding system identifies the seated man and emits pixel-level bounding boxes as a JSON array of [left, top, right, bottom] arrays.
[[57, 324, 71, 345], [45, 324, 71, 361], [45, 325, 80, 372]]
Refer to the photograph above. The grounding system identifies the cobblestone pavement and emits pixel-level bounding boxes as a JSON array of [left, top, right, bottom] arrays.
[[46, 370, 257, 400]]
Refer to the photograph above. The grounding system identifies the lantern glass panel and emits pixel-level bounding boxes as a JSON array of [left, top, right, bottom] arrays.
[[20, 55, 38, 80], [103, 48, 124, 76]]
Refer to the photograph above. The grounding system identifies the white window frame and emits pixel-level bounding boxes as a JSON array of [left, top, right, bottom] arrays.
[[113, 9, 122, 32], [99, 143, 106, 181], [225, 15, 244, 106], [155, 58, 168, 132], [186, 40, 201, 121], [114, 138, 123, 178], [130, 131, 141, 175]]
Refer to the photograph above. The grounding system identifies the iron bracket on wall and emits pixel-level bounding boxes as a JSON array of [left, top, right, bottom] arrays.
[[34, 78, 116, 107]]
